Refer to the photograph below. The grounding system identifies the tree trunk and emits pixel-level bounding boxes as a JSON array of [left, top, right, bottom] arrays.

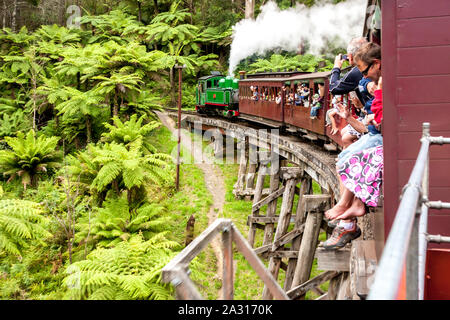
[[12, 0, 17, 32], [169, 66, 176, 107], [113, 87, 119, 117], [85, 114, 92, 143], [138, 1, 142, 22], [153, 0, 159, 15], [245, 0, 254, 19], [2, 0, 7, 29]]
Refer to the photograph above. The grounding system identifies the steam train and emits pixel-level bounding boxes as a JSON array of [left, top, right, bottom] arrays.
[[195, 69, 352, 149]]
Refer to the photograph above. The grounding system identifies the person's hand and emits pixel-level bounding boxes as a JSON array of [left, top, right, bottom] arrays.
[[350, 96, 363, 109], [377, 76, 382, 90], [334, 54, 343, 69], [336, 103, 350, 119]]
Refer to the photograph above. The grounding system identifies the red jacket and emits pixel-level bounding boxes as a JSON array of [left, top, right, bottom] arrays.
[[371, 89, 383, 124]]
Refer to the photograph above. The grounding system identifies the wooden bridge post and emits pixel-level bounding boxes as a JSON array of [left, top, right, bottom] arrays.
[[262, 167, 301, 300], [262, 162, 281, 247], [246, 139, 258, 191], [234, 137, 248, 197], [247, 154, 269, 247], [284, 174, 313, 290], [291, 194, 331, 299]]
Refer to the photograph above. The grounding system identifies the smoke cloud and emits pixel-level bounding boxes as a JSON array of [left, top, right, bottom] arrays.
[[228, 0, 367, 75]]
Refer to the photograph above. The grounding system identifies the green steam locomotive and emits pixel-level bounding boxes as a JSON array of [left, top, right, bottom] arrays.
[[195, 73, 240, 117]]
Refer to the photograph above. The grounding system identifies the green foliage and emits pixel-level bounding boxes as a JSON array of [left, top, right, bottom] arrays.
[[75, 195, 170, 248], [248, 53, 333, 73], [0, 130, 63, 189], [101, 114, 160, 153], [0, 199, 50, 256], [91, 138, 173, 197], [0, 110, 31, 138], [63, 233, 178, 300]]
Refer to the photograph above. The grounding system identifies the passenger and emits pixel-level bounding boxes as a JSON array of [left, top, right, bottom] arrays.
[[340, 92, 366, 148], [323, 42, 383, 250], [329, 37, 368, 101], [309, 93, 322, 119], [326, 95, 342, 135], [252, 86, 259, 101], [275, 90, 282, 104], [295, 88, 302, 106], [300, 84, 310, 106], [287, 92, 294, 104]]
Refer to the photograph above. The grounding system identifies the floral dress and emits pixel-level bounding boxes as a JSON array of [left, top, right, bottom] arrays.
[[337, 145, 383, 207]]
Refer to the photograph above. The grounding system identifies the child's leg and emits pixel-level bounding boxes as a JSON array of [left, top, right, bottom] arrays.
[[330, 114, 338, 134], [341, 133, 358, 149]]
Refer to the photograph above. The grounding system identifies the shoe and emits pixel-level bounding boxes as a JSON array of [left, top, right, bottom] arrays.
[[327, 219, 339, 229], [322, 224, 361, 250]]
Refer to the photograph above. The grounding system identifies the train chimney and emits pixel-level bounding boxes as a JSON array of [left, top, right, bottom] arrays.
[[239, 70, 246, 80]]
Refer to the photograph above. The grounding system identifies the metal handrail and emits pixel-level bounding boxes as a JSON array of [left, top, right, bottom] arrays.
[[368, 123, 450, 300]]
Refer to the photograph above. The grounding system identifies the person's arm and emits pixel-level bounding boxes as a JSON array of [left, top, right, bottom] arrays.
[[336, 103, 368, 134], [330, 67, 363, 95]]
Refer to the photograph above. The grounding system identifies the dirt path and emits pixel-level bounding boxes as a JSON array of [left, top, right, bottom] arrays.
[[156, 111, 227, 298]]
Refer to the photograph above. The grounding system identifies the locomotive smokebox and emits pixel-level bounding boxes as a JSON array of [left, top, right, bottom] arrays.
[[239, 71, 246, 80]]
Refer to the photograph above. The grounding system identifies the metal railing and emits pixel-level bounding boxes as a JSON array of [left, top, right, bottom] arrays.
[[368, 123, 450, 300]]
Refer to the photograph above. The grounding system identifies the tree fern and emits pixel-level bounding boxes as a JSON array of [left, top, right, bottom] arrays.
[[0, 199, 50, 256], [0, 130, 63, 189], [75, 195, 170, 248], [64, 233, 179, 300], [91, 139, 173, 203], [101, 114, 160, 153]]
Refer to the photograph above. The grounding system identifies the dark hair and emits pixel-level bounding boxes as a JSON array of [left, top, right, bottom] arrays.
[[354, 42, 381, 65]]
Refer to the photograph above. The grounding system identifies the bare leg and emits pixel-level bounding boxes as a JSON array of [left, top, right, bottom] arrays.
[[341, 133, 357, 149], [335, 197, 366, 220], [325, 188, 355, 220]]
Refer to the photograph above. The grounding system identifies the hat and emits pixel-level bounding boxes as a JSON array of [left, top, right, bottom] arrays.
[[313, 93, 319, 99]]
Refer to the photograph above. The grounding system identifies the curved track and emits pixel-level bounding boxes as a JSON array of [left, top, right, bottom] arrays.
[[164, 108, 340, 201]]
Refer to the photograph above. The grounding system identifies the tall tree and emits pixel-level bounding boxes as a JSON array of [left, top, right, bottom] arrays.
[[245, 0, 254, 19]]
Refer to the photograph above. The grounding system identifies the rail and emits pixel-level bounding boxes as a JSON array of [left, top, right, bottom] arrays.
[[368, 123, 450, 300], [161, 218, 289, 300]]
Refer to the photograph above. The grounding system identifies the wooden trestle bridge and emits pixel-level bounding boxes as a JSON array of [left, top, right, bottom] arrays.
[[161, 111, 383, 300]]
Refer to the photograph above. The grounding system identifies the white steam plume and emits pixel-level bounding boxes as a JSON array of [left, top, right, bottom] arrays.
[[228, 0, 367, 75]]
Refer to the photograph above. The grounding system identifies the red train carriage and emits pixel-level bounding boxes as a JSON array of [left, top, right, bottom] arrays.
[[238, 70, 355, 148]]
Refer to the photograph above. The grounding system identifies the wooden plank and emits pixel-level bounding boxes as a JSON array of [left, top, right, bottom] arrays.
[[233, 188, 271, 197], [263, 176, 298, 300], [350, 240, 378, 299], [316, 247, 351, 272], [284, 176, 312, 290], [162, 219, 231, 283], [291, 209, 324, 295], [287, 271, 340, 300], [273, 227, 304, 250], [303, 194, 331, 212], [397, 46, 450, 77], [173, 269, 204, 300], [221, 229, 234, 300], [254, 244, 271, 255], [231, 225, 289, 300], [252, 186, 285, 212], [248, 215, 281, 224], [262, 171, 281, 247], [397, 0, 450, 19], [248, 163, 268, 247], [235, 139, 248, 192], [397, 16, 450, 48], [397, 75, 450, 105], [268, 250, 299, 259]]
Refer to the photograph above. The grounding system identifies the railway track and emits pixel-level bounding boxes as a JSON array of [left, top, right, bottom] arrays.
[[161, 107, 341, 201]]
